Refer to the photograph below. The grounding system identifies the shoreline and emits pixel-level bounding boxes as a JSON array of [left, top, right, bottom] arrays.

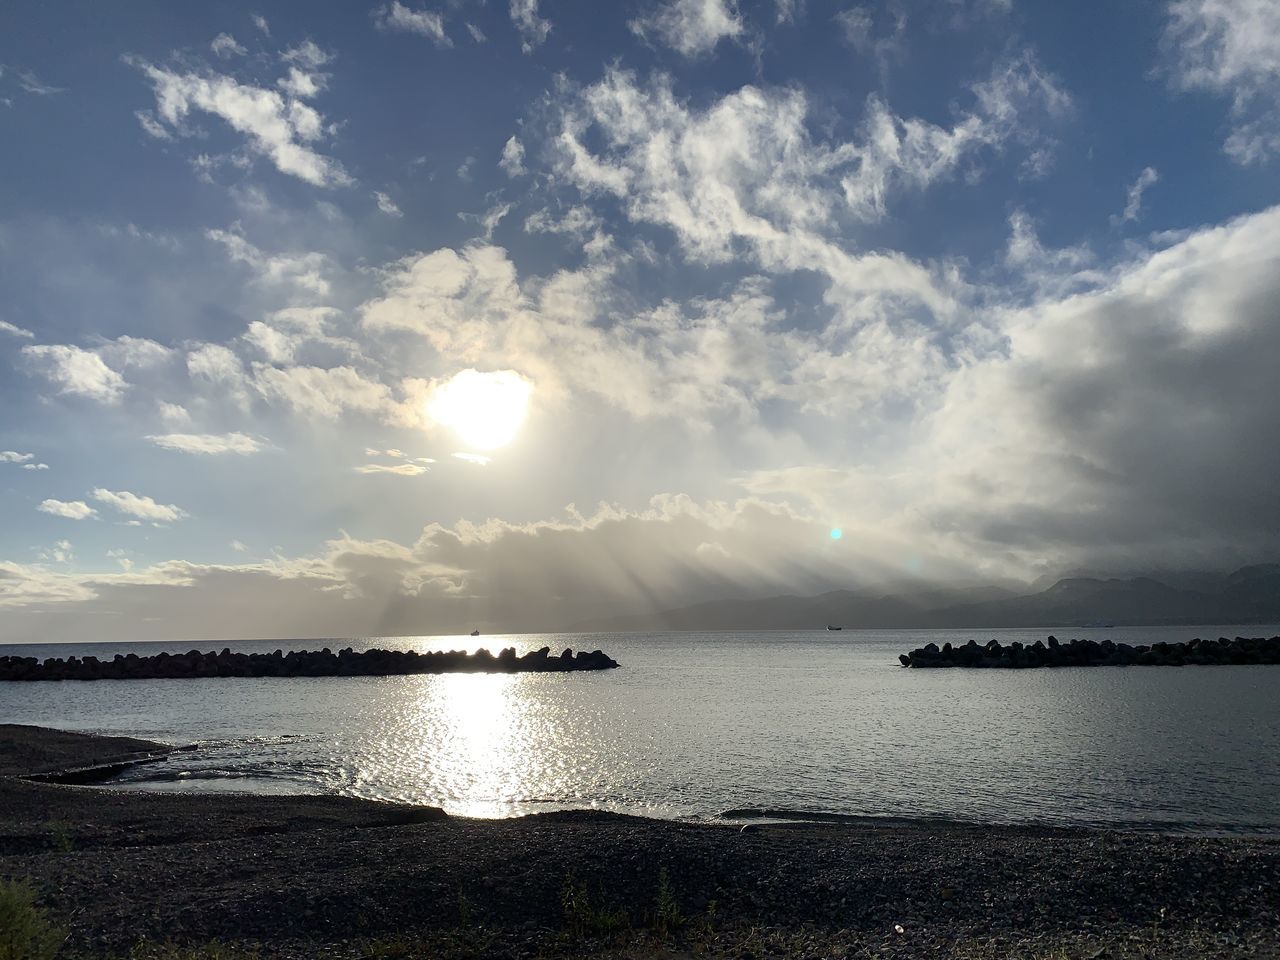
[[2, 725, 1279, 958]]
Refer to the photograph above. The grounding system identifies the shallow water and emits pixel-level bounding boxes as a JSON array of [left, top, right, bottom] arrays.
[[3, 627, 1280, 833]]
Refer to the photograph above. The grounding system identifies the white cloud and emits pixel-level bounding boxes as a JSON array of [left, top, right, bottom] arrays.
[[281, 41, 332, 69], [92, 488, 187, 523], [146, 433, 265, 455], [231, 539, 248, 552], [12, 68, 62, 96], [278, 67, 327, 99], [252, 364, 394, 420], [373, 190, 403, 217], [374, 2, 451, 45], [206, 229, 331, 296], [499, 135, 526, 176], [453, 452, 492, 465], [39, 540, 75, 563], [0, 319, 34, 338], [1163, 0, 1280, 162], [97, 335, 172, 369], [0, 451, 34, 463], [38, 499, 97, 520], [23, 463, 49, 471], [131, 60, 350, 187], [466, 23, 487, 43], [211, 33, 247, 58], [251, 14, 270, 36], [22, 344, 128, 403], [159, 401, 191, 423], [630, 0, 745, 57], [1113, 166, 1160, 225], [355, 461, 430, 476], [510, 0, 551, 51]]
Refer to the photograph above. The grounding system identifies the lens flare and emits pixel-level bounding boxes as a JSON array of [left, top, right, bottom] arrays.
[[830, 528, 843, 540]]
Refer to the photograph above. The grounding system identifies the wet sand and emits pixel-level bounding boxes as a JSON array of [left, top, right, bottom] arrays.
[[2, 724, 1278, 959]]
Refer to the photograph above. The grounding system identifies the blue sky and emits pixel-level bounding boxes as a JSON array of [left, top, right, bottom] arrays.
[[3, 0, 1280, 640]]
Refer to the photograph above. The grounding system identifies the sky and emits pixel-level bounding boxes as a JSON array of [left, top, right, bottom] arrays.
[[2, 0, 1280, 641]]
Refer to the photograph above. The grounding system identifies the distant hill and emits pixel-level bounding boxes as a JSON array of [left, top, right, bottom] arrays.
[[578, 566, 1280, 631]]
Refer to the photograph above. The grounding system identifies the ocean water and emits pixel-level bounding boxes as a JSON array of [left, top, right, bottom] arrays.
[[3, 627, 1280, 834]]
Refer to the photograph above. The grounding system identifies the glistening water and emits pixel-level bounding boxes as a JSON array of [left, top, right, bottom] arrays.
[[3, 627, 1279, 833]]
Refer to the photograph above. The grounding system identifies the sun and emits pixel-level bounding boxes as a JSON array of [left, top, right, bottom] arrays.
[[425, 369, 533, 450]]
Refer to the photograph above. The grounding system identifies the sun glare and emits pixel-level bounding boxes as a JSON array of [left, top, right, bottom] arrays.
[[426, 369, 532, 450]]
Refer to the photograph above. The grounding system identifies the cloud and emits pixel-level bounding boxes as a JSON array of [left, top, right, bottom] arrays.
[[278, 67, 327, 99], [281, 41, 332, 69], [630, 0, 745, 57], [551, 56, 1070, 268], [146, 433, 265, 455], [23, 463, 49, 471], [1162, 0, 1280, 162], [40, 540, 75, 563], [355, 462, 430, 476], [0, 451, 34, 464], [211, 33, 247, 58], [252, 364, 394, 420], [510, 0, 551, 51], [158, 402, 191, 423], [0, 319, 34, 338], [91, 488, 187, 523], [22, 344, 129, 403], [38, 499, 97, 520], [452, 452, 492, 465], [131, 59, 350, 187], [499, 135, 526, 176], [231, 539, 248, 552], [913, 202, 1280, 573], [374, 2, 451, 45], [206, 228, 331, 296], [12, 68, 62, 96], [251, 14, 270, 36], [373, 190, 404, 217], [1113, 166, 1160, 225]]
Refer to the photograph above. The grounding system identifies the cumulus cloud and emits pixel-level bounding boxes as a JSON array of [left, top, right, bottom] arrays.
[[146, 433, 265, 455], [374, 2, 450, 45], [499, 135, 526, 176], [22, 344, 128, 403], [510, 0, 551, 51], [1162, 0, 1280, 163], [131, 59, 350, 186], [91, 488, 187, 523], [0, 451, 34, 464], [37, 499, 96, 520], [630, 0, 745, 57], [23, 463, 50, 471]]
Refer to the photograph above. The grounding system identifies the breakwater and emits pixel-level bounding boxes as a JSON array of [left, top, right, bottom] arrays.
[[0, 645, 619, 681], [899, 635, 1280, 668]]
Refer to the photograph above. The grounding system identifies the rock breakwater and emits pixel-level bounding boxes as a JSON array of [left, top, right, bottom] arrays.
[[0, 645, 619, 681], [899, 634, 1280, 668]]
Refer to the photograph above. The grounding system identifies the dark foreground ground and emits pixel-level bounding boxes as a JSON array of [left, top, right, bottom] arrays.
[[1, 725, 1279, 959]]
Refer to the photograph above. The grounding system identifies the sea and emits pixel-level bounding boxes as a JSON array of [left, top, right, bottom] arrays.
[[3, 626, 1280, 835]]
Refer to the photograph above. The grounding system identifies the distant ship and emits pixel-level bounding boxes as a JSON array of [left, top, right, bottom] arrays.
[[826, 625, 843, 631], [470, 629, 480, 637]]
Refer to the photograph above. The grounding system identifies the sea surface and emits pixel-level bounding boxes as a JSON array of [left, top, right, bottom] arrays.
[[3, 627, 1280, 834]]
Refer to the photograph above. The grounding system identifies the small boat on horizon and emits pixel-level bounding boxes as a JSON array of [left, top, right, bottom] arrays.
[[470, 629, 480, 637], [826, 625, 843, 631]]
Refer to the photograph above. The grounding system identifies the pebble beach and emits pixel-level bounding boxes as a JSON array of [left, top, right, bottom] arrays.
[[2, 724, 1280, 959]]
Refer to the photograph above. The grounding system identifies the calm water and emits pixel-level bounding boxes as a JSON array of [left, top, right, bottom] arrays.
[[3, 627, 1280, 834]]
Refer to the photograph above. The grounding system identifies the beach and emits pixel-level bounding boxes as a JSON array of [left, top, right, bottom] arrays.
[[2, 725, 1279, 959]]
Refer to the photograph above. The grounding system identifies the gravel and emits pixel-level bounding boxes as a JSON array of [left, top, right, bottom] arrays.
[[2, 724, 1278, 959]]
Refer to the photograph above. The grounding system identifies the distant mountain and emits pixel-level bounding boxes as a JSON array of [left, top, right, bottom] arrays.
[[577, 566, 1280, 631]]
